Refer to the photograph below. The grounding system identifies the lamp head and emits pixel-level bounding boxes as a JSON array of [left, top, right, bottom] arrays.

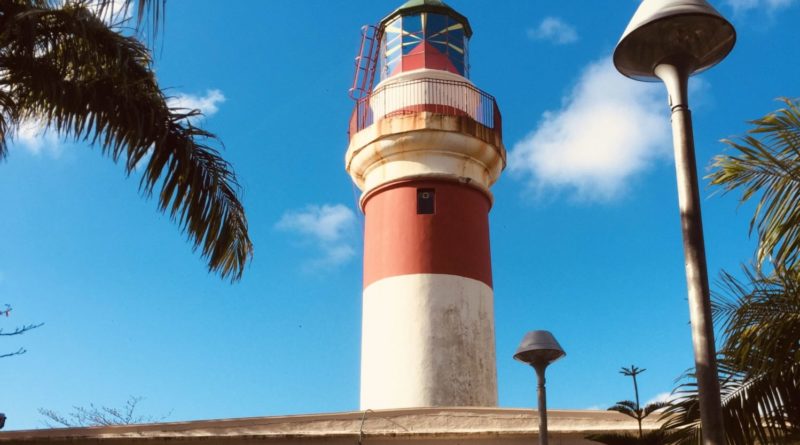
[[614, 0, 735, 81], [514, 330, 566, 369]]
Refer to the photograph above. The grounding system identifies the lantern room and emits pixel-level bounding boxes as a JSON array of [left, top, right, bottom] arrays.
[[378, 0, 472, 80]]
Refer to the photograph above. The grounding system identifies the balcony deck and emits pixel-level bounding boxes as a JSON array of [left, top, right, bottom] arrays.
[[349, 77, 502, 142]]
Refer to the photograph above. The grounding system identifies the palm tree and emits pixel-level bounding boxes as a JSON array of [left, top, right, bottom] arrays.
[[587, 366, 669, 445], [610, 366, 669, 439], [0, 0, 252, 281], [709, 98, 800, 271], [662, 267, 800, 445]]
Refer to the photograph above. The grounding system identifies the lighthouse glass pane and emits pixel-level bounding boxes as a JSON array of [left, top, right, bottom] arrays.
[[381, 13, 470, 79], [401, 14, 424, 55], [426, 13, 448, 38], [401, 13, 425, 71], [423, 13, 468, 77], [381, 17, 403, 79]]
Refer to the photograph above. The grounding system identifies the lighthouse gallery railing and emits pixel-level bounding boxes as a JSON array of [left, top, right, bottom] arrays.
[[349, 78, 502, 139]]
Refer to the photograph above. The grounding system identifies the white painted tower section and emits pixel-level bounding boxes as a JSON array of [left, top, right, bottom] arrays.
[[361, 274, 497, 408]]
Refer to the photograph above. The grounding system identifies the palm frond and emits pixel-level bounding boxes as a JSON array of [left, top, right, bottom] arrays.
[[0, 89, 17, 160], [610, 400, 639, 418], [663, 264, 800, 445], [1, 1, 252, 280], [709, 97, 800, 270], [715, 266, 800, 379], [0, 111, 9, 161], [662, 361, 800, 445], [64, 0, 165, 39], [643, 402, 668, 418], [621, 366, 646, 377]]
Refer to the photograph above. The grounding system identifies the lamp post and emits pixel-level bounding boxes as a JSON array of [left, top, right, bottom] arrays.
[[613, 2, 736, 445], [514, 330, 566, 445]]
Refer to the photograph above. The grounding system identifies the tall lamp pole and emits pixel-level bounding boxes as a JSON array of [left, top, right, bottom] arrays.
[[613, 2, 736, 445], [514, 331, 566, 445]]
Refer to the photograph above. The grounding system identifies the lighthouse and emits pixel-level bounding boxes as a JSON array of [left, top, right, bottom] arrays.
[[346, 0, 505, 409]]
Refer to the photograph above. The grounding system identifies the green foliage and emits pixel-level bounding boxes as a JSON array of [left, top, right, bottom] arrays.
[[663, 361, 800, 445], [606, 365, 668, 440], [0, 1, 252, 281], [587, 366, 670, 445], [709, 98, 800, 271], [662, 267, 800, 445], [714, 267, 800, 376], [610, 400, 669, 422]]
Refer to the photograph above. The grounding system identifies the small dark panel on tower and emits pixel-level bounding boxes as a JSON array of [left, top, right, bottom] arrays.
[[417, 188, 435, 214]]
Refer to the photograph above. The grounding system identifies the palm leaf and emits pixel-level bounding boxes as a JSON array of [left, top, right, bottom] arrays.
[[610, 400, 639, 419], [662, 362, 800, 445], [67, 0, 165, 39], [709, 97, 800, 270], [715, 266, 800, 380], [0, 1, 253, 280], [662, 265, 800, 445], [0, 109, 9, 161], [643, 402, 668, 418]]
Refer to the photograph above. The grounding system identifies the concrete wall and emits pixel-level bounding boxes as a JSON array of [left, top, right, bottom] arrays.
[[0, 408, 665, 445]]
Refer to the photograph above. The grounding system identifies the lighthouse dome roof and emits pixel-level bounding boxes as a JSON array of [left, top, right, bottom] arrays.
[[380, 0, 472, 37]]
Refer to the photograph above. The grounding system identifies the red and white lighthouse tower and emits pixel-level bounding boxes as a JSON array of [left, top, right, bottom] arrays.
[[346, 0, 505, 409]]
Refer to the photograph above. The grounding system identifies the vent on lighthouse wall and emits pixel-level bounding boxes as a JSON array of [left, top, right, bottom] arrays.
[[417, 188, 436, 214]]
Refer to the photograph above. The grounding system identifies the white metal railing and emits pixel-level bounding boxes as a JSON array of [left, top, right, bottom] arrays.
[[349, 78, 501, 139]]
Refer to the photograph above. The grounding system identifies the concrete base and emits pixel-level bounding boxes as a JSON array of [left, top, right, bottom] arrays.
[[0, 408, 665, 444]]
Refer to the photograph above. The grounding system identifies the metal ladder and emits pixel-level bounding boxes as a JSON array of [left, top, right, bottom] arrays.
[[349, 24, 383, 101]]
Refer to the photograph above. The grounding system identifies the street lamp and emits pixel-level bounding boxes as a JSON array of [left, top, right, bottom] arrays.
[[613, 2, 736, 445], [514, 330, 566, 445]]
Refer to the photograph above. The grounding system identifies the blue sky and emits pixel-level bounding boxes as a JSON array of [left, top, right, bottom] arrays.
[[1, 0, 799, 430]]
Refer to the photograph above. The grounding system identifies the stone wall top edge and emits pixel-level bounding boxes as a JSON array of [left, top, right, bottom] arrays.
[[0, 408, 666, 441]]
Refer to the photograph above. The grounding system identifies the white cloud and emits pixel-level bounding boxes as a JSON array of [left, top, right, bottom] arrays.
[[527, 17, 579, 45], [725, 0, 795, 13], [167, 90, 226, 121], [13, 120, 62, 158], [509, 57, 670, 201], [276, 204, 358, 269]]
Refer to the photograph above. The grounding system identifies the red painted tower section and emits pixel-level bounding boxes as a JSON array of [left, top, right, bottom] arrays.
[[346, 0, 505, 409], [362, 179, 492, 289]]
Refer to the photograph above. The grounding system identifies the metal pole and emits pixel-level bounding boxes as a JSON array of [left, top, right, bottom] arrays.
[[534, 364, 549, 445], [654, 63, 725, 445]]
